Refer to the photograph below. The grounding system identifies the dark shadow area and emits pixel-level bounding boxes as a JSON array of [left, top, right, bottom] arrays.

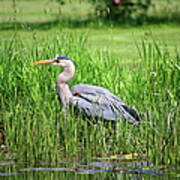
[[0, 19, 60, 31], [146, 12, 180, 25], [1, 13, 180, 31]]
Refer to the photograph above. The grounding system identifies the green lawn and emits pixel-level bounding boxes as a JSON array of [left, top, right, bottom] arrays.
[[0, 0, 180, 61], [0, 0, 179, 23], [0, 0, 92, 22], [1, 24, 180, 61]]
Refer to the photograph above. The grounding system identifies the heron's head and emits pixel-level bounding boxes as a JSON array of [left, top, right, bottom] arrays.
[[33, 56, 75, 82], [33, 56, 74, 68]]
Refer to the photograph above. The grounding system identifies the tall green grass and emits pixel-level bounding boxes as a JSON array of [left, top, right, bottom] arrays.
[[0, 32, 179, 167]]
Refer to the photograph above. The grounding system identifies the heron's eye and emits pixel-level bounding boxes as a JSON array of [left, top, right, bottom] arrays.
[[56, 59, 61, 63]]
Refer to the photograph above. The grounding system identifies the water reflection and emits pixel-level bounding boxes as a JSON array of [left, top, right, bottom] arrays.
[[21, 166, 163, 176], [0, 160, 179, 179]]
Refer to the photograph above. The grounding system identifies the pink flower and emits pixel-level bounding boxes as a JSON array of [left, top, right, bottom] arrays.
[[114, 0, 121, 5]]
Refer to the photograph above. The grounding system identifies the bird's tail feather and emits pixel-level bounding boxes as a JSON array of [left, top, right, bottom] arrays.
[[121, 105, 141, 126]]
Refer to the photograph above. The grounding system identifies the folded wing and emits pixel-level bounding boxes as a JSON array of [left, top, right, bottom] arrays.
[[71, 84, 141, 126]]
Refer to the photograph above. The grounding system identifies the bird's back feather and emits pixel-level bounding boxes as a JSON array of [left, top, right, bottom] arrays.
[[71, 84, 141, 126]]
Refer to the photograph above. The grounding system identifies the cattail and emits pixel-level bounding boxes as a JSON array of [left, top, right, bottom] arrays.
[[90, 22, 94, 26], [8, 17, 11, 22], [97, 10, 100, 16], [59, 7, 62, 14], [150, 72, 157, 90], [107, 7, 110, 14], [44, 8, 47, 14]]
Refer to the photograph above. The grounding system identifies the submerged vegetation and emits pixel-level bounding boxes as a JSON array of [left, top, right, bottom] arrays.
[[0, 32, 179, 167]]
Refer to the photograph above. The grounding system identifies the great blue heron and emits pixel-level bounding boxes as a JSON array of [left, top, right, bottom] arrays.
[[33, 56, 141, 126]]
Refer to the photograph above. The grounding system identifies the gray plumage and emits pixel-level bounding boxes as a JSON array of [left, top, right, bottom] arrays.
[[71, 84, 141, 126], [33, 56, 141, 126]]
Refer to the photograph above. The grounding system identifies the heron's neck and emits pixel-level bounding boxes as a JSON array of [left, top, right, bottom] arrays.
[[56, 73, 73, 108]]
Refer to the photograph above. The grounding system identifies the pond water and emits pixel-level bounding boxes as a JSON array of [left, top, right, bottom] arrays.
[[0, 160, 179, 179]]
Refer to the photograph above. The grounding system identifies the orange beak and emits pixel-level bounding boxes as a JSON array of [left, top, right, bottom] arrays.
[[32, 59, 56, 65]]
